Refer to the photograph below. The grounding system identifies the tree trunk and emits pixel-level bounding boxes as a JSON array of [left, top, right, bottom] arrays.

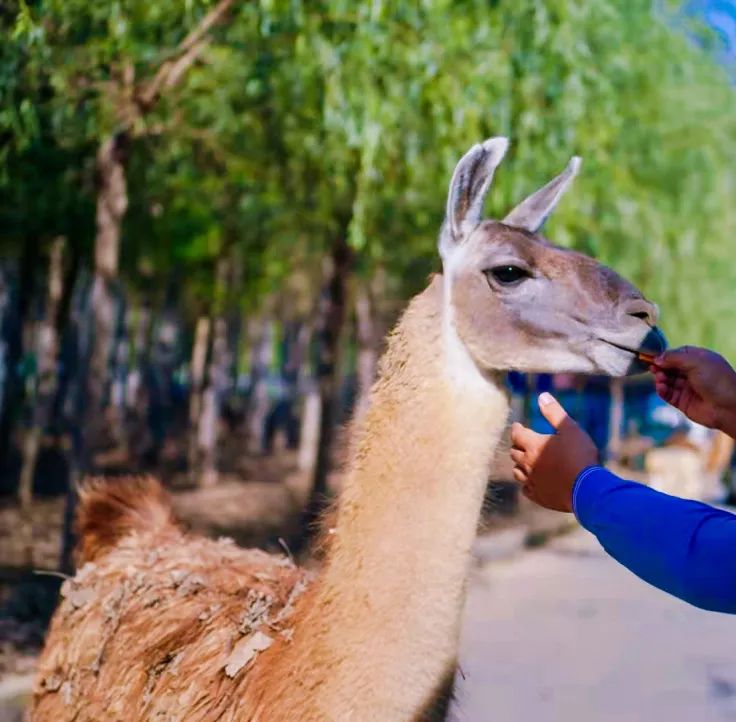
[[18, 238, 65, 566], [145, 311, 180, 468], [226, 246, 243, 391], [298, 378, 321, 473], [608, 377, 625, 464], [0, 267, 11, 441], [353, 280, 378, 422], [126, 303, 151, 409], [49, 236, 82, 434], [108, 295, 130, 458], [195, 255, 232, 486], [294, 322, 318, 471], [298, 237, 352, 548], [188, 316, 211, 474], [86, 133, 129, 454], [246, 318, 274, 455], [60, 273, 96, 574], [198, 316, 230, 486], [0, 235, 37, 466]]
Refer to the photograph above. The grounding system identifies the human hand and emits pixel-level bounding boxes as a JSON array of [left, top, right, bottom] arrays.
[[652, 346, 736, 437], [510, 393, 599, 513]]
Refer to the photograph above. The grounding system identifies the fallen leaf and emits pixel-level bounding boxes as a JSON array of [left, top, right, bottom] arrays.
[[61, 680, 73, 705], [223, 631, 273, 678], [43, 674, 62, 692], [65, 586, 95, 609]]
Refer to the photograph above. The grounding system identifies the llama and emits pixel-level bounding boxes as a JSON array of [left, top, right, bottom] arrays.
[[31, 138, 665, 722]]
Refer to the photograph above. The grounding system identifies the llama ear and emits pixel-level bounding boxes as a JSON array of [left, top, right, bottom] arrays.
[[440, 137, 509, 259], [503, 156, 581, 233]]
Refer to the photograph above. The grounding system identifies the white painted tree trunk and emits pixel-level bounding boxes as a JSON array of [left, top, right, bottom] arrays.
[[246, 318, 274, 455], [126, 303, 151, 409], [187, 316, 210, 474], [298, 380, 322, 472], [198, 317, 230, 486]]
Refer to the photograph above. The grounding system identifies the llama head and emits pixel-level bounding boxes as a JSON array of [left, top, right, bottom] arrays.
[[439, 137, 665, 378]]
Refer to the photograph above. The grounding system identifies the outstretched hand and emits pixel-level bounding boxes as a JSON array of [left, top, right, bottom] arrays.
[[510, 393, 599, 513], [652, 346, 736, 437]]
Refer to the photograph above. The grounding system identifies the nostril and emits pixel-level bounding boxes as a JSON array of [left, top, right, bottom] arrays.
[[629, 311, 650, 321]]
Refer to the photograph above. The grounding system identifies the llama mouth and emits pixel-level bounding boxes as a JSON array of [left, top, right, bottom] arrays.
[[599, 328, 667, 360], [599, 339, 641, 357]]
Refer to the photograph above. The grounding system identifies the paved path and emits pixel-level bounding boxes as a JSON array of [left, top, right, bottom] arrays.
[[455, 528, 736, 722]]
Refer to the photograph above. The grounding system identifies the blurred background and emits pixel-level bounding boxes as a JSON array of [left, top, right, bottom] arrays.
[[1, 1, 736, 720]]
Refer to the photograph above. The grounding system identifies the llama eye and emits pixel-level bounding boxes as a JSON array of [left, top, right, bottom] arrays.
[[485, 265, 530, 286]]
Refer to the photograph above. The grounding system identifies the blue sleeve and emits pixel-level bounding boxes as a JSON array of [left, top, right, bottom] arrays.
[[573, 466, 736, 614]]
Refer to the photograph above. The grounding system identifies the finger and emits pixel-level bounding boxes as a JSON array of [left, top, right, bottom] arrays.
[[537, 392, 570, 431], [655, 372, 686, 400], [655, 382, 674, 404], [660, 381, 683, 408], [657, 377, 687, 403], [509, 448, 529, 471], [655, 346, 701, 371], [677, 385, 695, 413], [510, 422, 544, 449], [513, 467, 528, 484]]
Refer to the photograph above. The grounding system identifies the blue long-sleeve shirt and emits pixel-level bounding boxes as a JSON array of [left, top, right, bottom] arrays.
[[573, 466, 736, 614]]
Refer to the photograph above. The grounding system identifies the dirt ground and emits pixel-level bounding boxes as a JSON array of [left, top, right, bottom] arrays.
[[455, 526, 736, 722]]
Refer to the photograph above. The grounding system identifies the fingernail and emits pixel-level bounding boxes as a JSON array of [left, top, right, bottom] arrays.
[[539, 392, 554, 407]]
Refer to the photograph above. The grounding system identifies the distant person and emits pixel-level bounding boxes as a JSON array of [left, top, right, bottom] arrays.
[[510, 346, 736, 613]]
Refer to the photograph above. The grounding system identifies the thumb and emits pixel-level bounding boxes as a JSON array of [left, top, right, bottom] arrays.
[[538, 392, 569, 430]]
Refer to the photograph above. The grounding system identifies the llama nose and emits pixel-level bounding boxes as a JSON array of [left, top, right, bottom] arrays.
[[623, 298, 658, 326]]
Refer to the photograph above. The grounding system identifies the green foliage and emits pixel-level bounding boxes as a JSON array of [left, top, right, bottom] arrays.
[[2, 0, 735, 357]]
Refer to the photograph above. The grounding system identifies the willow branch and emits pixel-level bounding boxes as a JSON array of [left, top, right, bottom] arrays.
[[136, 0, 235, 113]]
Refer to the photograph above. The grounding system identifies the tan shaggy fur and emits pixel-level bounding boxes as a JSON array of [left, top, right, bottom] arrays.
[[33, 476, 310, 721]]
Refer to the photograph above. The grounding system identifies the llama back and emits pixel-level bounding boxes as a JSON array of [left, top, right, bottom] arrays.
[[32, 476, 311, 721]]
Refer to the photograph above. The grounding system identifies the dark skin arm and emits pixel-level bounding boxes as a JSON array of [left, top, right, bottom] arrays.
[[651, 346, 736, 438]]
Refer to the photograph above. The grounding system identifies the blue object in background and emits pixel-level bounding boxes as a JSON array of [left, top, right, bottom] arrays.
[[525, 375, 611, 451]]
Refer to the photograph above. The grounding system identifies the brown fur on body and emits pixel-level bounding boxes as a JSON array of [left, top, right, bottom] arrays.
[[32, 476, 310, 721]]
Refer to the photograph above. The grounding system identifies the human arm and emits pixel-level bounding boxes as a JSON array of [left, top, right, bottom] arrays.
[[511, 393, 736, 613], [573, 465, 736, 613]]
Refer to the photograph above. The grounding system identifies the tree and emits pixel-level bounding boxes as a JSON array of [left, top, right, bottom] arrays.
[[2, 0, 735, 556]]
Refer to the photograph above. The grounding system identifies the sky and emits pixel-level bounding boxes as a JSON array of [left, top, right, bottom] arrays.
[[687, 0, 736, 63]]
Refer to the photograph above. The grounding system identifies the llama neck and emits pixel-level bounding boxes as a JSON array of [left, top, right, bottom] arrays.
[[293, 277, 509, 719]]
